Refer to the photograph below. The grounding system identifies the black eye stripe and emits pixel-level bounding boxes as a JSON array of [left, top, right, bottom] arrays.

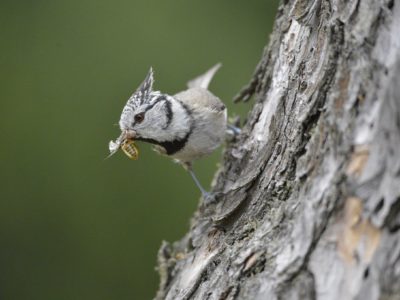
[[145, 95, 166, 111], [143, 96, 170, 117], [163, 99, 173, 129], [131, 95, 173, 127]]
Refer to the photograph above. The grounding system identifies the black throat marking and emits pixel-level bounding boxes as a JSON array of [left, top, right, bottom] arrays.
[[135, 99, 193, 156]]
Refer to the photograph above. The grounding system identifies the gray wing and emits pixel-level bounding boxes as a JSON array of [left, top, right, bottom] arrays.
[[174, 87, 226, 113], [187, 63, 222, 90]]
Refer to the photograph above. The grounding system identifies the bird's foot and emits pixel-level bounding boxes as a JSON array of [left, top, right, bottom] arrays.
[[227, 124, 241, 135], [201, 191, 223, 206], [226, 124, 241, 142], [226, 116, 241, 139], [202, 191, 216, 205]]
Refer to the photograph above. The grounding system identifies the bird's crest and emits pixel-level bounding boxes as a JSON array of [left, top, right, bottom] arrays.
[[126, 67, 155, 109]]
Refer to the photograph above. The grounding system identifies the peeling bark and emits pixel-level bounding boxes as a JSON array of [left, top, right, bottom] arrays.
[[155, 0, 400, 299]]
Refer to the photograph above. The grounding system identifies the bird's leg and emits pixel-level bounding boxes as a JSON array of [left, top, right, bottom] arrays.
[[226, 124, 242, 143], [183, 162, 215, 204], [188, 168, 210, 198]]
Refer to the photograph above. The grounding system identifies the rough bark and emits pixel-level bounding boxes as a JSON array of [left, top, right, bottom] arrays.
[[154, 0, 400, 299]]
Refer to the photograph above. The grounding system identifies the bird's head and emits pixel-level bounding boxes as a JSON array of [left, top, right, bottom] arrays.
[[118, 68, 178, 142]]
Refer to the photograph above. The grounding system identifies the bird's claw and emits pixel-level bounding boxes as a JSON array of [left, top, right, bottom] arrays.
[[201, 191, 223, 206]]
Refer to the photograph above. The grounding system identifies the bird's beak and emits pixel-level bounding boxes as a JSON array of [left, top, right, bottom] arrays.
[[125, 129, 137, 140]]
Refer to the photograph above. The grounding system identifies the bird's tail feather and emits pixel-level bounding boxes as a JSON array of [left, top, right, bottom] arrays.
[[187, 63, 222, 90]]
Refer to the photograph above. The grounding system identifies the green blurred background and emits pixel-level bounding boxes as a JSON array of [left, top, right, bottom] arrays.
[[0, 1, 278, 299]]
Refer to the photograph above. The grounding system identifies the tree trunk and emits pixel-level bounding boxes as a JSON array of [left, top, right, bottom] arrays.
[[154, 0, 400, 299]]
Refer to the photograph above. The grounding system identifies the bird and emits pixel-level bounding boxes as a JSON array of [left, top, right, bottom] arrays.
[[109, 64, 237, 202]]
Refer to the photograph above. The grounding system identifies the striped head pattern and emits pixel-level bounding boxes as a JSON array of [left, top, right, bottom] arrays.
[[118, 68, 192, 146]]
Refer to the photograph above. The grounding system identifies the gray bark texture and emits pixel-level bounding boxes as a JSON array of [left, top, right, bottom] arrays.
[[155, 0, 400, 299]]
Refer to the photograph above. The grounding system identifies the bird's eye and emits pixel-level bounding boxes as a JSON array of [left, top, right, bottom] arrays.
[[134, 113, 145, 124]]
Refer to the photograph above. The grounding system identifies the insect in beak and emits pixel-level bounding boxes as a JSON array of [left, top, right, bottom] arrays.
[[121, 139, 139, 160], [108, 130, 139, 160]]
